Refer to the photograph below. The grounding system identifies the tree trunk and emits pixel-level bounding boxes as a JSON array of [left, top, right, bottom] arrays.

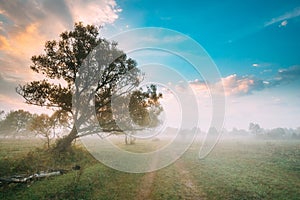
[[125, 134, 128, 145], [53, 125, 77, 152], [46, 136, 50, 149], [125, 135, 135, 145]]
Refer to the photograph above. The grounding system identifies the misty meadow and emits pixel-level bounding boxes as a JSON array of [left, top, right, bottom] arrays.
[[1, 0, 300, 200]]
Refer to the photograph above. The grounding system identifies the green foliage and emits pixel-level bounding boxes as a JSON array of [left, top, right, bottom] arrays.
[[129, 85, 163, 127], [0, 110, 34, 136]]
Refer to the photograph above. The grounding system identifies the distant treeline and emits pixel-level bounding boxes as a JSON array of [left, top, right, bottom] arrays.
[[165, 124, 300, 140], [1, 110, 299, 140], [0, 110, 70, 148], [226, 122, 300, 139]]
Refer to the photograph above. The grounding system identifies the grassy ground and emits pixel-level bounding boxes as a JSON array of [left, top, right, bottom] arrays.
[[0, 137, 299, 199]]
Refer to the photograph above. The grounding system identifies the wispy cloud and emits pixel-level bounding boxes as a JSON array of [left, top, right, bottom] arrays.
[[164, 68, 300, 129], [188, 74, 265, 97], [67, 0, 122, 25], [220, 66, 300, 96], [265, 7, 300, 27], [188, 65, 300, 97], [273, 65, 300, 84], [279, 20, 288, 27]]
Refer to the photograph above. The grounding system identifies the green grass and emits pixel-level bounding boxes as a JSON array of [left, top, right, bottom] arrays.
[[181, 139, 300, 199], [0, 138, 42, 158], [0, 137, 299, 199]]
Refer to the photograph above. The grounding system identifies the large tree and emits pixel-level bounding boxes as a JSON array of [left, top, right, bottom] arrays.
[[17, 23, 162, 152]]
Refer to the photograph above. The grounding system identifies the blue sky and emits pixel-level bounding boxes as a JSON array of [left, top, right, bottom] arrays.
[[0, 0, 299, 130], [116, 0, 300, 71], [107, 0, 300, 129]]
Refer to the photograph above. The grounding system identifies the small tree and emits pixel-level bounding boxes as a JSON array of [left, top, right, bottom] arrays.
[[249, 123, 263, 135], [30, 114, 54, 149], [17, 22, 162, 152]]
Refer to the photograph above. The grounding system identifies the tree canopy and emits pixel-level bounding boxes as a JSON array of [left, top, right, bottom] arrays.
[[17, 22, 162, 151]]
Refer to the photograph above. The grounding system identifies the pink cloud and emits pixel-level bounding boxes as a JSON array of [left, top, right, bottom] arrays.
[[219, 74, 255, 96], [189, 75, 256, 97]]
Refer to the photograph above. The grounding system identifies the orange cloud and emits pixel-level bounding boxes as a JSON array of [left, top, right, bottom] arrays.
[[0, 0, 122, 113], [0, 35, 10, 50], [0, 23, 46, 81], [0, 23, 45, 58], [0, 0, 122, 82]]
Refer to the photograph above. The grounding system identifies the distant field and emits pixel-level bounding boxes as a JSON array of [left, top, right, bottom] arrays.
[[0, 137, 299, 199], [0, 138, 42, 158]]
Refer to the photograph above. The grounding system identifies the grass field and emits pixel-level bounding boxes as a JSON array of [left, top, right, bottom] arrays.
[[0, 137, 299, 199]]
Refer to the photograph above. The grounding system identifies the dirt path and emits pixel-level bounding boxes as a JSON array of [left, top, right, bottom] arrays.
[[135, 154, 206, 200], [174, 158, 207, 200], [134, 155, 159, 200]]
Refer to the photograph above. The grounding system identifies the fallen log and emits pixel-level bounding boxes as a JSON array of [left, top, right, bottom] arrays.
[[0, 166, 79, 186]]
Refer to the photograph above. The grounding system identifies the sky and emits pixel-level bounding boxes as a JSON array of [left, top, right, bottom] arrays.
[[0, 0, 299, 130]]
